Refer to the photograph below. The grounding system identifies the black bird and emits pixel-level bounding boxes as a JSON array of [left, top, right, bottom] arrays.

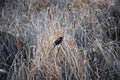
[[54, 37, 63, 46], [49, 37, 63, 62], [50, 37, 63, 54]]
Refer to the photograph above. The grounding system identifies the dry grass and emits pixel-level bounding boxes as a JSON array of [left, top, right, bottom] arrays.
[[0, 0, 120, 80]]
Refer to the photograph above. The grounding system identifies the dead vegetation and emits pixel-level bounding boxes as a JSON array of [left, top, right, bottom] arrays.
[[0, 0, 120, 80]]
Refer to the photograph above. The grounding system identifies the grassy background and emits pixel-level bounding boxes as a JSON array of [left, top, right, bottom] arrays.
[[0, 0, 120, 80]]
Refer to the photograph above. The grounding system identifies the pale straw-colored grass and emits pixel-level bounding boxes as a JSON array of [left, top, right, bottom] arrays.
[[0, 0, 120, 80]]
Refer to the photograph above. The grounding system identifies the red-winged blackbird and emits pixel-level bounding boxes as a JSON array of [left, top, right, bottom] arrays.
[[54, 37, 63, 46], [49, 37, 63, 58]]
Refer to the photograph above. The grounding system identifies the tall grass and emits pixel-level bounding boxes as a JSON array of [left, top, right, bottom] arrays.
[[0, 0, 120, 80]]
